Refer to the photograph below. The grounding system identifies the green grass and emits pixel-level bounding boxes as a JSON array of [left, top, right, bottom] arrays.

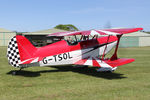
[[0, 46, 150, 100]]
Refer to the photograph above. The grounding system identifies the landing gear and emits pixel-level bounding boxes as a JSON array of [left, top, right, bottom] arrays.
[[97, 67, 117, 72], [12, 68, 24, 75]]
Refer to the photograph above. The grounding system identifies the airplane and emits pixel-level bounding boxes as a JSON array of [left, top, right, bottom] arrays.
[[7, 28, 143, 74]]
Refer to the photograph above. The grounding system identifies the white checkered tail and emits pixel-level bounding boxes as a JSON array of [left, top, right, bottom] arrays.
[[7, 36, 21, 68]]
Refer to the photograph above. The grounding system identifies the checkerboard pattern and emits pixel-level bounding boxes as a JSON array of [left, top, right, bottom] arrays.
[[7, 36, 21, 67]]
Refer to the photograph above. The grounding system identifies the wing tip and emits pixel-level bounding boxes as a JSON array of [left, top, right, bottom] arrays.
[[135, 27, 143, 31]]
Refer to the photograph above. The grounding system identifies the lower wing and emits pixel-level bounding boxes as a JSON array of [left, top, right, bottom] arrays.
[[74, 57, 134, 68]]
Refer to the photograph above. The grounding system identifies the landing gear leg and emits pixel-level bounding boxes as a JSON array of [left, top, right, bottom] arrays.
[[97, 67, 117, 72], [12, 68, 24, 75], [19, 68, 23, 71]]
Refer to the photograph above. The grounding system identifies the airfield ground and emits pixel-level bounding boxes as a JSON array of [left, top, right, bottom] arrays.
[[0, 46, 150, 100]]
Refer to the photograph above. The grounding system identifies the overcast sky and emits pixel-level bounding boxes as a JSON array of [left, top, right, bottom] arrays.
[[0, 0, 149, 32]]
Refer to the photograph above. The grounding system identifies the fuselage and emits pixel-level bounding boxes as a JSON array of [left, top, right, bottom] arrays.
[[35, 36, 117, 66]]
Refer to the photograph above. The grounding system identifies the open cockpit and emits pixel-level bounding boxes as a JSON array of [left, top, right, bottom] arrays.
[[64, 35, 101, 45]]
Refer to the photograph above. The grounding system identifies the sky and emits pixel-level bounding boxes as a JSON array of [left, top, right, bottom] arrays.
[[0, 0, 149, 32]]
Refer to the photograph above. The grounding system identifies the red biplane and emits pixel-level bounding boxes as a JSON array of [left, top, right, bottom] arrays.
[[7, 28, 143, 73]]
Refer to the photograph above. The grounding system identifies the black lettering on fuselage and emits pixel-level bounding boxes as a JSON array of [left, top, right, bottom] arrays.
[[63, 53, 67, 60], [53, 52, 73, 62], [53, 55, 57, 62], [68, 52, 73, 59], [58, 54, 63, 61], [42, 53, 73, 64], [43, 57, 48, 64]]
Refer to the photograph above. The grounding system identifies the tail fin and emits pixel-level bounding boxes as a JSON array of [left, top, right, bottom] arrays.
[[7, 35, 37, 67]]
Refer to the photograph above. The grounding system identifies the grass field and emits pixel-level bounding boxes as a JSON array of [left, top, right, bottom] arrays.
[[0, 46, 150, 100]]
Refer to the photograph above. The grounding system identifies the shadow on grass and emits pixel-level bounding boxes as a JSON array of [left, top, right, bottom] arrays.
[[7, 66, 127, 80]]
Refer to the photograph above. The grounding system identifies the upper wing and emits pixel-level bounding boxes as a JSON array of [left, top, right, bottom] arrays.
[[47, 28, 143, 36], [47, 30, 90, 36], [102, 28, 143, 35]]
